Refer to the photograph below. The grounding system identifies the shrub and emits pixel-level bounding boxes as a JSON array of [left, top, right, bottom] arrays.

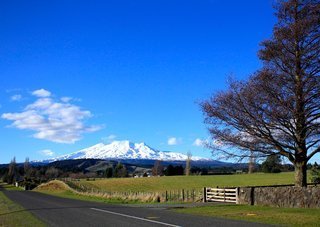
[[310, 165, 320, 184]]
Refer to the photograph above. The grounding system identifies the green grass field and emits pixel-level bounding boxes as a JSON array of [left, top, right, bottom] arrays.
[[0, 183, 44, 227], [77, 172, 297, 193]]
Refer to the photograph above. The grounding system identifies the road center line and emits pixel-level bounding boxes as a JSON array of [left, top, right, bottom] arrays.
[[90, 208, 181, 227]]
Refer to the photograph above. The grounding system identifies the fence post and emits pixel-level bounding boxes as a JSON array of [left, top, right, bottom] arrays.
[[203, 187, 207, 203], [182, 189, 185, 201], [236, 187, 239, 204], [165, 191, 168, 202], [250, 187, 255, 205]]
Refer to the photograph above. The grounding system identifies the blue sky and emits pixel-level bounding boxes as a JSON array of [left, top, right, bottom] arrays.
[[0, 0, 286, 163]]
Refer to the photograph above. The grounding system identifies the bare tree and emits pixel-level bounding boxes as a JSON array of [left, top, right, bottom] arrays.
[[24, 157, 31, 180], [248, 151, 255, 174], [152, 160, 164, 176], [185, 152, 192, 176], [201, 0, 320, 187], [45, 167, 61, 180], [7, 157, 18, 184]]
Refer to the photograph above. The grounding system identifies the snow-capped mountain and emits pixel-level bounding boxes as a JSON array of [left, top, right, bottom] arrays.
[[47, 140, 207, 162]]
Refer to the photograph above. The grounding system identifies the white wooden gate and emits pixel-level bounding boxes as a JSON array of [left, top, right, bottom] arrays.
[[204, 187, 238, 203]]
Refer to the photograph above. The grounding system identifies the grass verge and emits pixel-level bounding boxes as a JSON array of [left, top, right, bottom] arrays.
[[175, 204, 320, 226], [34, 180, 149, 204], [38, 189, 141, 204], [0, 191, 45, 226], [0, 182, 24, 191]]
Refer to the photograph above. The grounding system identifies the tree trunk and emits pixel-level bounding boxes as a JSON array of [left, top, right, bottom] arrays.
[[248, 160, 254, 174], [248, 152, 255, 174], [294, 161, 307, 187]]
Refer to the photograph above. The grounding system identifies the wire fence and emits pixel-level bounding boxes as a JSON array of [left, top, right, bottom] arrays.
[[63, 179, 202, 203]]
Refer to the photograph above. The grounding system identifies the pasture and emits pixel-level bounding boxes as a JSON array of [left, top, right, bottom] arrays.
[[76, 172, 296, 193], [35, 172, 298, 204]]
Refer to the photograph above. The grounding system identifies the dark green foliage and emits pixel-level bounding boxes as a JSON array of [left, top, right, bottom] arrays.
[[310, 163, 320, 184], [105, 167, 113, 178], [261, 155, 282, 173], [164, 165, 174, 176], [164, 165, 184, 176], [114, 162, 128, 178]]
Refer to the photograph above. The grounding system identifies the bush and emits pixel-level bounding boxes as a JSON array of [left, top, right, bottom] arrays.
[[261, 155, 282, 173], [310, 165, 320, 184]]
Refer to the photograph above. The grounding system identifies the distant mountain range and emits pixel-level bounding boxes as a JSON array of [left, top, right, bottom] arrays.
[[42, 140, 209, 163]]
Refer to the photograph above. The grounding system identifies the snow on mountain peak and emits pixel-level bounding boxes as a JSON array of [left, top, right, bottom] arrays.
[[47, 140, 207, 162]]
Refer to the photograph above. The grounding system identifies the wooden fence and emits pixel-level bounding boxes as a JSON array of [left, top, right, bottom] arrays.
[[203, 187, 238, 204]]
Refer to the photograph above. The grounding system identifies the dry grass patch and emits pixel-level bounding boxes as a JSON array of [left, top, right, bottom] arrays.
[[35, 180, 162, 203], [34, 180, 75, 193]]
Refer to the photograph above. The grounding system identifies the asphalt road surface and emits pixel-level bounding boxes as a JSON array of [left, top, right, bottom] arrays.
[[2, 190, 271, 227]]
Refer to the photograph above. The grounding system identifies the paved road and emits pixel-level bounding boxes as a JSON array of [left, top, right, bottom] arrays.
[[2, 190, 271, 227]]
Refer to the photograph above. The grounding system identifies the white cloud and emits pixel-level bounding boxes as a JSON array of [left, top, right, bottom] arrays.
[[2, 89, 101, 144], [11, 94, 22, 101], [32, 89, 51, 98], [61, 97, 72, 103], [168, 137, 180, 145], [193, 138, 204, 147], [102, 134, 117, 143], [107, 134, 117, 141], [39, 149, 54, 157]]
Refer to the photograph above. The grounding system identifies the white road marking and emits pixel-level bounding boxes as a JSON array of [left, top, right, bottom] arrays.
[[90, 208, 181, 227]]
